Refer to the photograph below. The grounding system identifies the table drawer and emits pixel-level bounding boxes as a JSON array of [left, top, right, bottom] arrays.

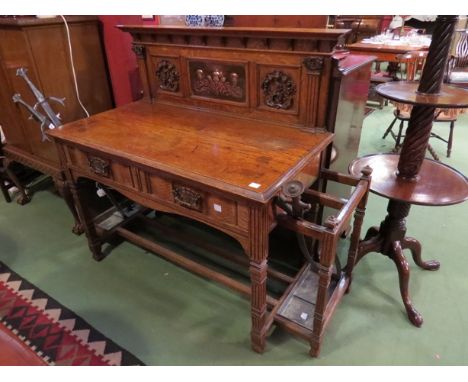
[[148, 175, 244, 228], [64, 145, 249, 232]]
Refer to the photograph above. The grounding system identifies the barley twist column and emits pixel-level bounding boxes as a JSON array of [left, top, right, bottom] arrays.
[[398, 16, 458, 179], [349, 15, 468, 328]]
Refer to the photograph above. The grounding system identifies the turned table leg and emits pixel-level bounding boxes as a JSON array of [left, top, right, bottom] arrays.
[[310, 260, 334, 357], [248, 205, 270, 354], [68, 180, 104, 261], [54, 177, 84, 235], [249, 259, 268, 353]]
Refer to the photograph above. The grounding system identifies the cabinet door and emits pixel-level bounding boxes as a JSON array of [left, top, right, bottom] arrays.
[[0, 28, 57, 162]]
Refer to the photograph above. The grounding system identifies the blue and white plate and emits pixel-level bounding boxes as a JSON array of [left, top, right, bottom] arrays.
[[204, 15, 224, 27], [185, 15, 205, 27]]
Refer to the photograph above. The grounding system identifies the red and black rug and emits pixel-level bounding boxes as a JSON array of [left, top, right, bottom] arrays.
[[0, 261, 144, 366]]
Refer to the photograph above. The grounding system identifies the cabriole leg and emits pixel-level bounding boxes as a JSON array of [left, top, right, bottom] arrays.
[[391, 241, 423, 327]]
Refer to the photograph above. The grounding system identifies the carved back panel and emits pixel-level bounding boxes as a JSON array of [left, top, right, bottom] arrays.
[[119, 26, 349, 129]]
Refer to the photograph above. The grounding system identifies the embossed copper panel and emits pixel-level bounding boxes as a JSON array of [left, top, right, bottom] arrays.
[[172, 183, 203, 211], [88, 156, 110, 177], [188, 60, 247, 103]]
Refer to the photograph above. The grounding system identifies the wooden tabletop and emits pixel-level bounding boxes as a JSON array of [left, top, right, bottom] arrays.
[[48, 101, 333, 202], [349, 154, 468, 206], [347, 41, 429, 54], [376, 82, 468, 108]]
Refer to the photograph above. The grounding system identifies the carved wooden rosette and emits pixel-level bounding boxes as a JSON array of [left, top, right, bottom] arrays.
[[397, 15, 458, 179], [303, 56, 324, 73], [88, 156, 110, 177], [261, 70, 297, 110], [156, 59, 180, 92]]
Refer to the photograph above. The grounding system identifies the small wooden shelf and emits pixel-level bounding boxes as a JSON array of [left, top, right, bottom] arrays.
[[376, 81, 468, 108], [349, 153, 468, 206], [276, 264, 339, 332]]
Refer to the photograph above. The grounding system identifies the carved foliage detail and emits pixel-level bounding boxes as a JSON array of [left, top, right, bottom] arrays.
[[303, 56, 324, 72], [193, 68, 243, 99], [172, 184, 203, 211], [88, 156, 110, 177], [261, 70, 297, 110], [132, 45, 145, 58], [189, 60, 246, 102], [156, 60, 180, 92]]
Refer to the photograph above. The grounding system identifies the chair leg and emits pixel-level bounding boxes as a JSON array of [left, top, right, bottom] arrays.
[[427, 144, 440, 161], [2, 158, 30, 205], [395, 120, 405, 149], [447, 120, 455, 158], [382, 116, 398, 139], [0, 177, 12, 203]]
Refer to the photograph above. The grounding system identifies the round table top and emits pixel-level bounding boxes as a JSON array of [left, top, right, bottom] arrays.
[[376, 82, 468, 108], [349, 154, 468, 206]]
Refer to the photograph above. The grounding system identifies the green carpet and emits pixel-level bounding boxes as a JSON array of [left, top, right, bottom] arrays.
[[0, 107, 467, 365]]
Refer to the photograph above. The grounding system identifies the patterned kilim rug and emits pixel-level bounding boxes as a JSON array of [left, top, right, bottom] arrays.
[[0, 261, 144, 366]]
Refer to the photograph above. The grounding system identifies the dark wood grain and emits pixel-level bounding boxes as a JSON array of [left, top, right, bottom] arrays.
[[0, 16, 113, 232], [118, 25, 349, 42], [49, 101, 333, 202], [347, 41, 429, 62], [272, 167, 372, 357], [377, 81, 468, 108], [350, 16, 466, 329], [49, 25, 373, 357], [349, 154, 468, 206]]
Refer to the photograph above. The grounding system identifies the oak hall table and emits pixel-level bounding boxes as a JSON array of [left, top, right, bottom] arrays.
[[47, 26, 375, 356], [49, 100, 335, 353]]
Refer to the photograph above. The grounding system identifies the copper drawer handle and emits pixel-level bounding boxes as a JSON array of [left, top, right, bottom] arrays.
[[172, 184, 203, 211], [88, 156, 110, 177]]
